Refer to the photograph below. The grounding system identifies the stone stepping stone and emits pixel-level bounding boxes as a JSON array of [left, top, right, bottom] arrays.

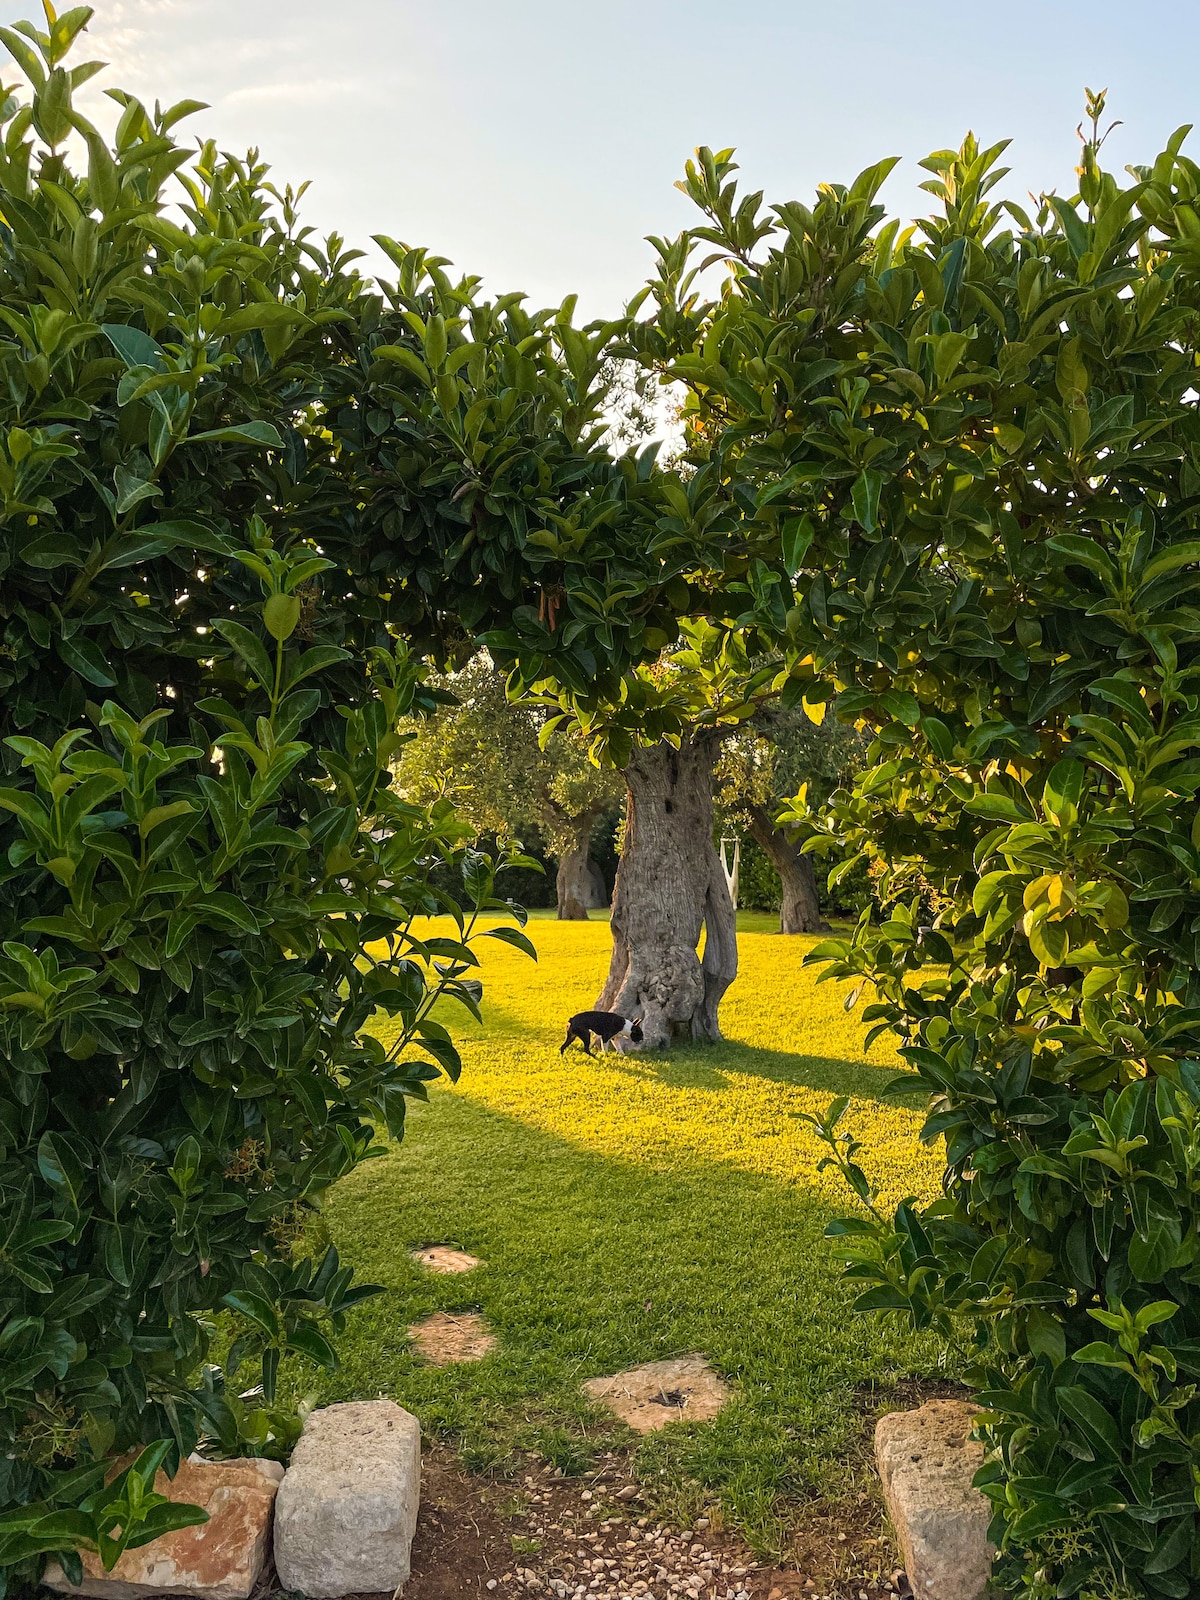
[[408, 1309, 496, 1364], [582, 1353, 731, 1433], [412, 1244, 484, 1274]]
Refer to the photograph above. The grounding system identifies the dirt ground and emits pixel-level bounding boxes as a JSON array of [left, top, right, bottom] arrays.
[[252, 1381, 971, 1600], [253, 1444, 906, 1600], [393, 1443, 910, 1600], [389, 1379, 973, 1600]]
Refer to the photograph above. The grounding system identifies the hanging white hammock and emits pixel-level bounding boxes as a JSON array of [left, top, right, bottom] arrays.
[[719, 834, 741, 909]]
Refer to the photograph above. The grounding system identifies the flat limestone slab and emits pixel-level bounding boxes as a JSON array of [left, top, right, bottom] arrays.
[[274, 1400, 421, 1598], [582, 1354, 731, 1434], [412, 1245, 484, 1274], [408, 1309, 496, 1363], [44, 1456, 283, 1600], [875, 1400, 996, 1600]]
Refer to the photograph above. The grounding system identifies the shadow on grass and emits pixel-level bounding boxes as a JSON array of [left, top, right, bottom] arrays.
[[472, 1004, 901, 1105], [316, 1091, 941, 1536], [610, 1040, 900, 1101]]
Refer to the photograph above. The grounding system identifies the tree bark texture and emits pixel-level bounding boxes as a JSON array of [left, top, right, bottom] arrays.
[[585, 859, 608, 909], [556, 834, 594, 920], [746, 803, 830, 934], [597, 734, 737, 1048]]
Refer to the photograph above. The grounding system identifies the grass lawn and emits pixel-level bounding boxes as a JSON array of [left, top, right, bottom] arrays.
[[311, 912, 949, 1556]]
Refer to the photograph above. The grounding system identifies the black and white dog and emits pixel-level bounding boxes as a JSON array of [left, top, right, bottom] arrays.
[[559, 1009, 643, 1056]]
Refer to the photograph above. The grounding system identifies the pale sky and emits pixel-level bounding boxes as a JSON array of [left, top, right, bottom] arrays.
[[3, 1, 1199, 318]]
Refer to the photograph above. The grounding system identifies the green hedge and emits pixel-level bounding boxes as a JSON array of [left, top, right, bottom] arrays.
[[0, 16, 534, 1586], [633, 123, 1200, 1598]]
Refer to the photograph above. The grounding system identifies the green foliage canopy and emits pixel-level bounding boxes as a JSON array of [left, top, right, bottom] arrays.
[[0, 7, 592, 1583], [716, 703, 868, 829], [392, 656, 623, 861], [14, 7, 1200, 1596]]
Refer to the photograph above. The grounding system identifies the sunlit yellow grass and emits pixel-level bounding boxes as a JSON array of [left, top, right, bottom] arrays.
[[373, 914, 941, 1215]]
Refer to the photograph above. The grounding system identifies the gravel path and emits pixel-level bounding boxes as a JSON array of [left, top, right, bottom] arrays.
[[479, 1462, 907, 1600]]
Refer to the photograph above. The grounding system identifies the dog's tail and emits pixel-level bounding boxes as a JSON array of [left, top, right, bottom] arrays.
[[559, 1026, 575, 1055]]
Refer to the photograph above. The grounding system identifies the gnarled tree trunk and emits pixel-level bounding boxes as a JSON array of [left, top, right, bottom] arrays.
[[555, 831, 594, 920], [585, 859, 608, 909], [597, 734, 737, 1048], [746, 802, 829, 934]]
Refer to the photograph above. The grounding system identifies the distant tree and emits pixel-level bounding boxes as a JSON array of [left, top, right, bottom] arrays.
[[717, 707, 868, 933], [394, 658, 624, 918]]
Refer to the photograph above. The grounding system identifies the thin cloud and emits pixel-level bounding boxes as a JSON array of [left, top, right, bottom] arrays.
[[223, 78, 358, 107]]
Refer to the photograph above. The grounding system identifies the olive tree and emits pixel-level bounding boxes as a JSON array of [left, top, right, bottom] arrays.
[[717, 705, 867, 933], [393, 656, 622, 917]]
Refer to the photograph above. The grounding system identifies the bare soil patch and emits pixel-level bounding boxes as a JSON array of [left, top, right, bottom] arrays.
[[250, 1444, 910, 1600], [408, 1311, 497, 1364], [248, 1376, 953, 1600], [412, 1245, 484, 1274], [395, 1445, 907, 1600], [583, 1355, 732, 1435]]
